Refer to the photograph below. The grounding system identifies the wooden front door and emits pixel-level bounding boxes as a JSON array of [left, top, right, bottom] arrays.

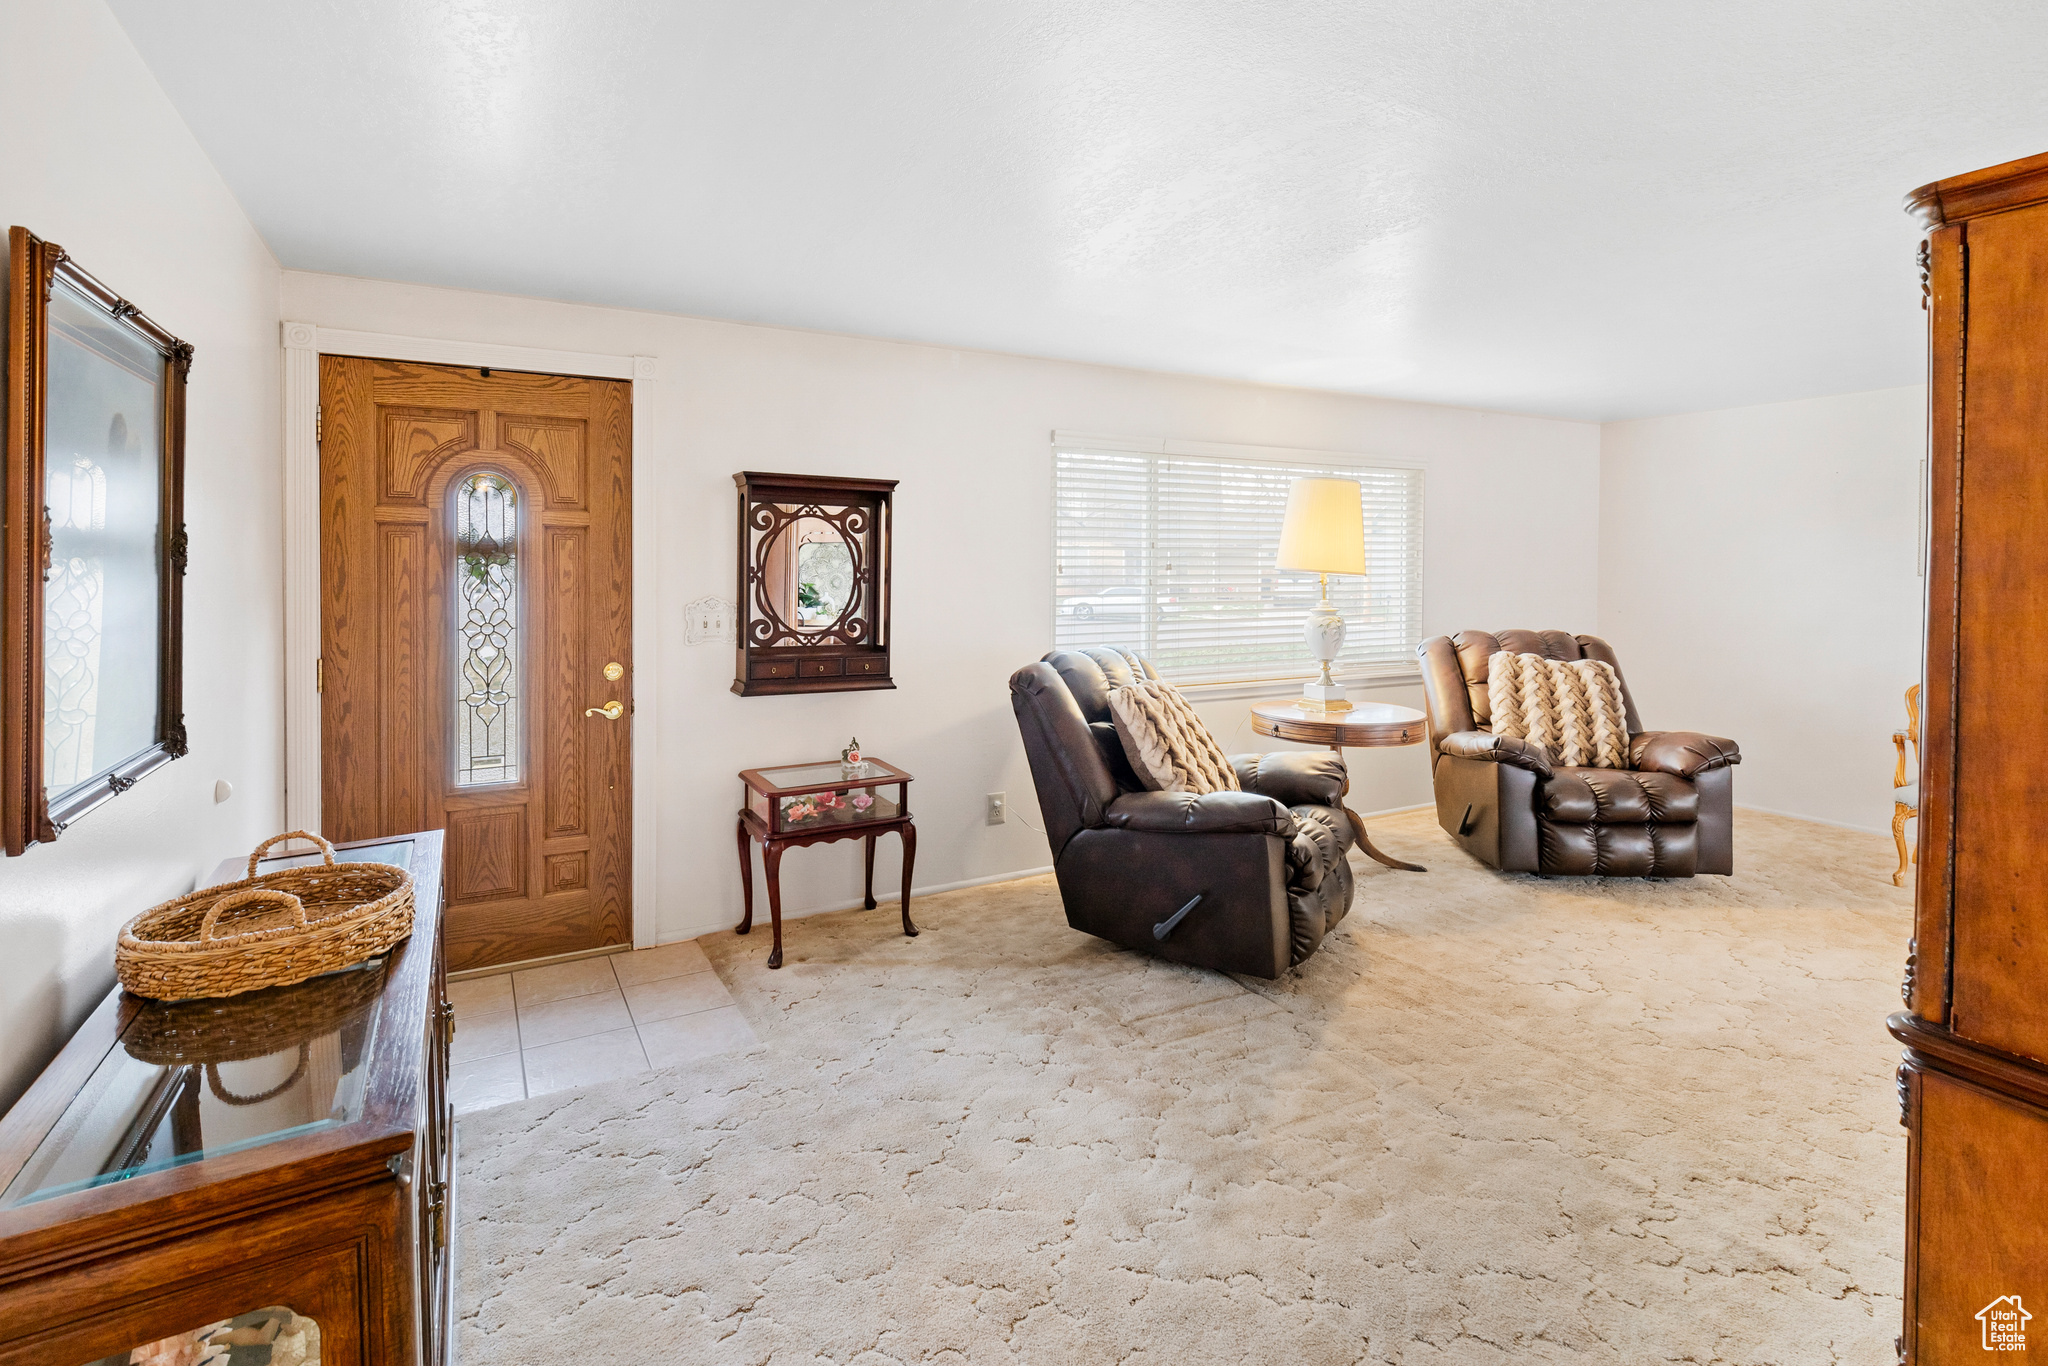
[[319, 357, 632, 971]]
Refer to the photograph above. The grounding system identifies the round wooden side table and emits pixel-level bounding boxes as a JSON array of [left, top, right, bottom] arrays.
[[1250, 699, 1429, 872]]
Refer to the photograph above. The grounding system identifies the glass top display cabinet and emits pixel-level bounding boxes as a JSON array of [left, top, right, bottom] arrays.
[[0, 831, 453, 1366], [736, 757, 918, 969], [732, 471, 896, 696], [742, 757, 913, 838]]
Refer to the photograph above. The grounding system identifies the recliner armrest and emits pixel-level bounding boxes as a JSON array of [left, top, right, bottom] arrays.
[[1630, 730, 1741, 777], [1230, 751, 1347, 807], [1438, 730, 1554, 778], [1102, 790, 1298, 836]]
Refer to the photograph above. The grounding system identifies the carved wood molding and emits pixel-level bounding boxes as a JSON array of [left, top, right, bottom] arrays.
[[1889, 1010, 2048, 1115], [1907, 148, 2048, 227]]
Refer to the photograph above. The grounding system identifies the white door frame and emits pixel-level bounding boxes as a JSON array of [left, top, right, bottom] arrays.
[[280, 322, 659, 948]]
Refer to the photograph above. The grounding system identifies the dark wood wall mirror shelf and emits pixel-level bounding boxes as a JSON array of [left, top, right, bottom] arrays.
[[733, 471, 896, 696], [3, 226, 190, 856]]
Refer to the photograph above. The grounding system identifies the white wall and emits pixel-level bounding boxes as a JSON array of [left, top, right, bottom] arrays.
[[281, 270, 1600, 942], [1599, 386, 1924, 833], [0, 0, 284, 1109], [0, 0, 1924, 1115]]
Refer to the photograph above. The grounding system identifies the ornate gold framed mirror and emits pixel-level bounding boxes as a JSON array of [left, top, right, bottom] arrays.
[[733, 472, 895, 695]]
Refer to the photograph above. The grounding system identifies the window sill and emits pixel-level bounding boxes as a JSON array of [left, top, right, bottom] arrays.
[[1174, 666, 1422, 704]]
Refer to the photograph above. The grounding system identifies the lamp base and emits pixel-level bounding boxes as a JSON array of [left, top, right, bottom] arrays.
[[1301, 587, 1351, 711], [1299, 680, 1352, 712]]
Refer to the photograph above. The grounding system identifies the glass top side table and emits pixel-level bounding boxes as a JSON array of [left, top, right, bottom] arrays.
[[737, 757, 918, 968]]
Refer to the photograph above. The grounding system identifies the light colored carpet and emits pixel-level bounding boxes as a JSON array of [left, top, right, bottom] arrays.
[[455, 807, 1912, 1365]]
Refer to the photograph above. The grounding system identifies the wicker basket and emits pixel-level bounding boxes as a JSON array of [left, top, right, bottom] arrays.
[[116, 831, 415, 1002]]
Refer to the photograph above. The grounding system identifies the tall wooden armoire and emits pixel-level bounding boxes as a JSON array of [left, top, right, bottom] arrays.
[[1891, 150, 2048, 1362]]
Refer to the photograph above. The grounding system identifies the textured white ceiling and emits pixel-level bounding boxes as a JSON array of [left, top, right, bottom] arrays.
[[109, 0, 2048, 420]]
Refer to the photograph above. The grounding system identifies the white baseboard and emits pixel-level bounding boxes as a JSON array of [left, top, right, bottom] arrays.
[[1734, 802, 1889, 838], [1355, 801, 1433, 819], [659, 864, 1056, 945]]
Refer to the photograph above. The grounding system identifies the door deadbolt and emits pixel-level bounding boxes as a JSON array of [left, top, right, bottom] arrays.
[[603, 661, 624, 681]]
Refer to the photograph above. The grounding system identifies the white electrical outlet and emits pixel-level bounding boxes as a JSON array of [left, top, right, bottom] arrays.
[[987, 792, 1006, 824]]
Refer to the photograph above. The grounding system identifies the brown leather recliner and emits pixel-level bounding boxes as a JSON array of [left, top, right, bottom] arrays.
[[1009, 647, 1357, 978], [1417, 630, 1741, 878]]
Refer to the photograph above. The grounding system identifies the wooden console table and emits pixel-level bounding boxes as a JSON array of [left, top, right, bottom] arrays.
[[0, 830, 450, 1366], [1250, 699, 1429, 872], [737, 758, 918, 969]]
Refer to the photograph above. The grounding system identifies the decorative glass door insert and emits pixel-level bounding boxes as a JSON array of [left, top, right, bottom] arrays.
[[454, 470, 521, 786]]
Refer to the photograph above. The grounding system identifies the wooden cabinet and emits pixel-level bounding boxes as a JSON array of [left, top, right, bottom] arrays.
[[0, 832, 450, 1366], [1894, 151, 2048, 1363]]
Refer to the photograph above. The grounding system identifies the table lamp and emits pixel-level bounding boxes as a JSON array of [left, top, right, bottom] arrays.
[[1276, 477, 1365, 711]]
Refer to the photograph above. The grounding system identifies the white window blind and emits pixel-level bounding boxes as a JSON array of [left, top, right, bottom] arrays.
[[1053, 442, 1423, 685]]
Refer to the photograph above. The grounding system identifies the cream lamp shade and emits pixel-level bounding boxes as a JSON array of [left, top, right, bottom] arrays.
[[1276, 478, 1366, 575]]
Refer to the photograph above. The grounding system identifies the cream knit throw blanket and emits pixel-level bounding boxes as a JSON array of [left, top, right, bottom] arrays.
[[1107, 679, 1240, 794], [1487, 651, 1629, 769]]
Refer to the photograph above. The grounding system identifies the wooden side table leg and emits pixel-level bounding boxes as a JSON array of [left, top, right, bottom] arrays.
[[735, 817, 755, 934], [763, 842, 786, 969], [1349, 808, 1428, 872], [864, 833, 878, 910], [1330, 742, 1427, 872], [898, 821, 919, 937]]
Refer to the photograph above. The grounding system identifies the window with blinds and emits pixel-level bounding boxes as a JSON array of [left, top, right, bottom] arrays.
[[1053, 442, 1424, 685]]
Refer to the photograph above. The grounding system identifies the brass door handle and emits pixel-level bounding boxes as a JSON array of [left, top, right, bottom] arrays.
[[585, 700, 624, 720]]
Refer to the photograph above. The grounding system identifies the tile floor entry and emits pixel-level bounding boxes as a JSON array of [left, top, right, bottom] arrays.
[[445, 938, 759, 1114]]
